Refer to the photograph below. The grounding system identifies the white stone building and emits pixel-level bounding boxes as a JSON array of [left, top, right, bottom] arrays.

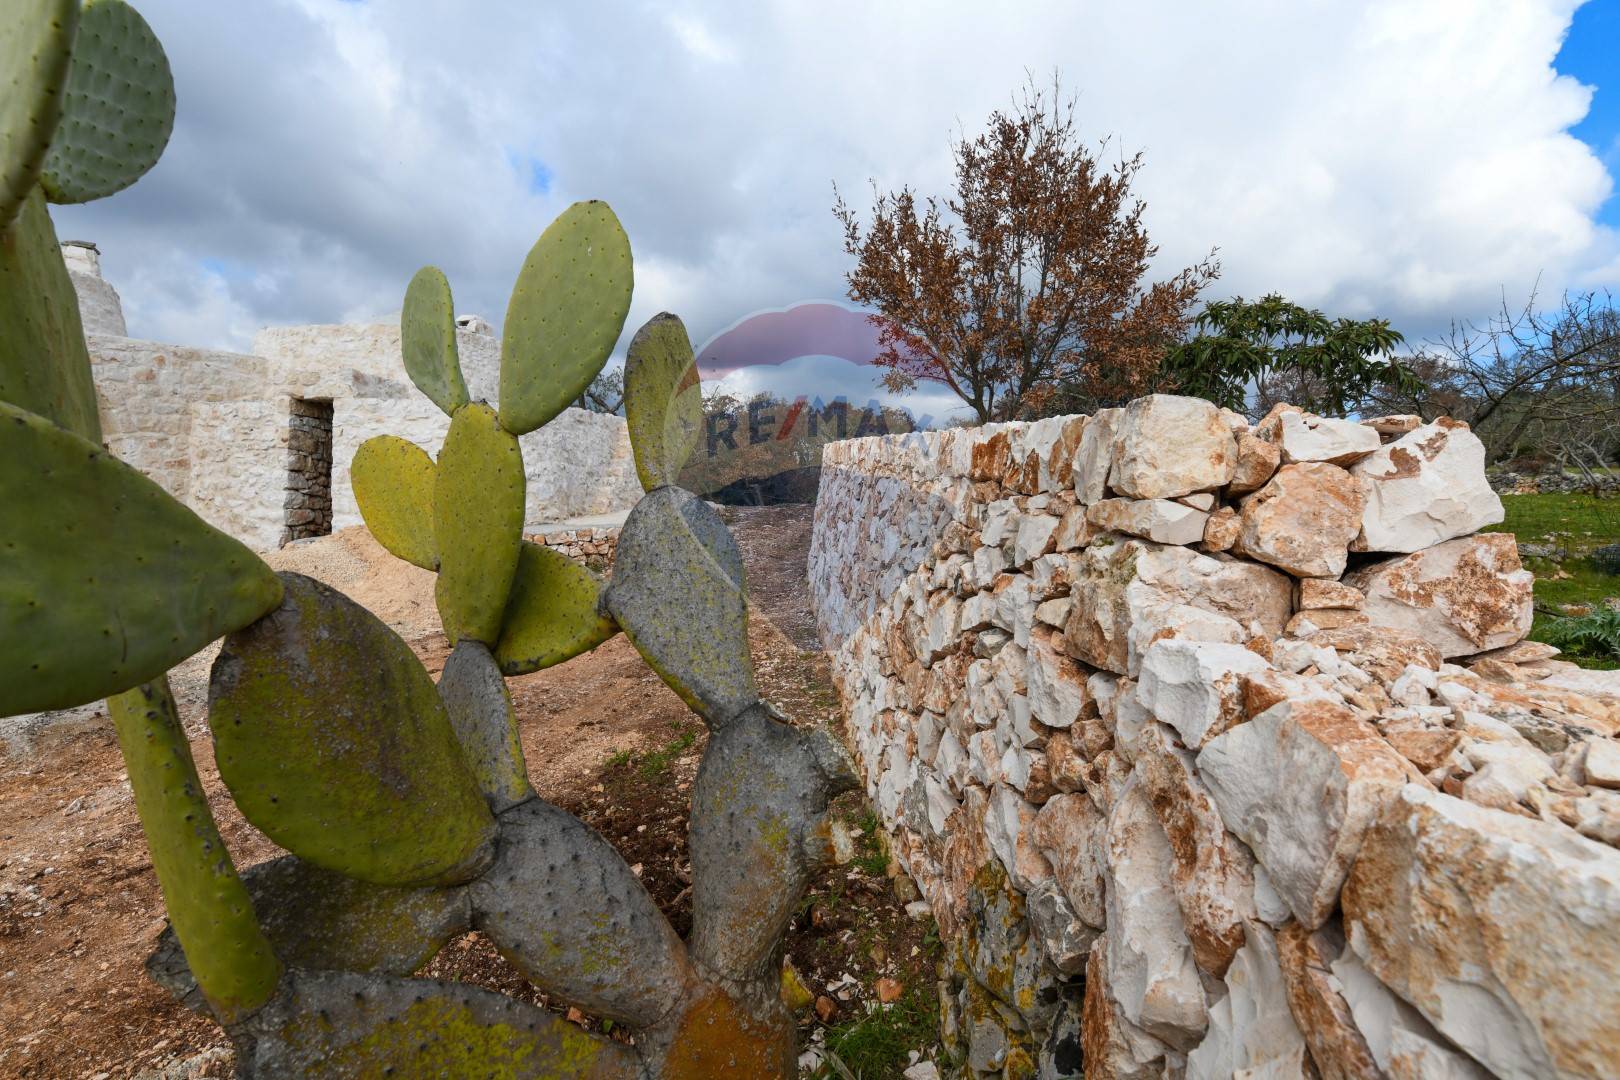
[[65, 242, 642, 552]]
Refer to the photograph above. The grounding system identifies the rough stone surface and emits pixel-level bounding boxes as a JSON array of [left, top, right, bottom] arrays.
[[1233, 461, 1366, 578], [1352, 418, 1504, 553], [1274, 410, 1382, 466], [1086, 498, 1209, 545], [1109, 395, 1237, 501], [1348, 533, 1534, 658]]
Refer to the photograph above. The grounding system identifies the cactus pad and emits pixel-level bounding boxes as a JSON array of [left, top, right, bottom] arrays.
[[351, 434, 438, 570], [434, 403, 525, 645], [39, 0, 174, 204], [148, 853, 469, 1015], [0, 0, 76, 229], [498, 201, 633, 435], [0, 188, 101, 440], [111, 678, 281, 1024], [0, 401, 282, 715], [236, 969, 639, 1079], [401, 265, 470, 416], [624, 312, 703, 491], [494, 541, 618, 676], [208, 572, 496, 886], [439, 639, 531, 813], [604, 487, 758, 725]]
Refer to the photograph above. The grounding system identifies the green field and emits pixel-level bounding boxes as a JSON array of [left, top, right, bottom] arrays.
[[1484, 493, 1620, 668]]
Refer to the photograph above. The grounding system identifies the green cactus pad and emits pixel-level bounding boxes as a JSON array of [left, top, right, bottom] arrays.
[[439, 639, 531, 814], [39, 0, 174, 204], [236, 970, 639, 1079], [0, 0, 76, 229], [0, 187, 101, 440], [351, 434, 438, 570], [401, 266, 469, 416], [498, 201, 632, 436], [208, 572, 496, 887], [111, 678, 281, 1024], [494, 542, 617, 676], [148, 853, 469, 1015], [624, 313, 703, 491], [0, 401, 282, 716], [604, 487, 758, 725], [434, 403, 525, 645]]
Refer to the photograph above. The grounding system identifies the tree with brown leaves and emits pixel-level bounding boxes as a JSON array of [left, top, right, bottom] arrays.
[[834, 80, 1220, 422]]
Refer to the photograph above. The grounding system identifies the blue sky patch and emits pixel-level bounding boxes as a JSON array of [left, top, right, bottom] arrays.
[[1557, 0, 1620, 225]]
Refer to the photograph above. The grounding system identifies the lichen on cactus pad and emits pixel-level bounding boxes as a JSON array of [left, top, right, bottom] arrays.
[[0, 0, 77, 230], [494, 541, 618, 676], [605, 486, 758, 725], [0, 400, 282, 716], [0, 187, 102, 439], [39, 0, 174, 204], [351, 434, 438, 570], [438, 638, 531, 813], [401, 265, 470, 416], [208, 572, 496, 886], [433, 402, 526, 645], [624, 312, 704, 491], [498, 200, 632, 436]]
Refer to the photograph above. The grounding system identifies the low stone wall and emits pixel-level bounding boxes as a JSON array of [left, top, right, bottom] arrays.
[[526, 526, 619, 572], [809, 396, 1620, 1078]]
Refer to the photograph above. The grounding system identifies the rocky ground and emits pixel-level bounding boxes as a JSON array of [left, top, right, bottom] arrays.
[[0, 507, 941, 1079]]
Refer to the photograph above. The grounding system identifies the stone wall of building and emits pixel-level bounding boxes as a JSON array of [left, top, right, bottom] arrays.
[[809, 396, 1620, 1079], [70, 248, 642, 553]]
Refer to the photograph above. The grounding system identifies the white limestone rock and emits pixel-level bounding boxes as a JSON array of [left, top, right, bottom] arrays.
[[1342, 784, 1620, 1079], [1026, 625, 1090, 729], [1347, 534, 1533, 659], [1233, 461, 1366, 578], [1086, 498, 1210, 545], [1330, 947, 1491, 1079], [1276, 410, 1382, 466], [1074, 407, 1123, 504], [1351, 418, 1504, 553], [1110, 395, 1238, 500], [1197, 698, 1416, 928], [1138, 639, 1271, 749], [1033, 792, 1108, 929], [1186, 924, 1312, 1080]]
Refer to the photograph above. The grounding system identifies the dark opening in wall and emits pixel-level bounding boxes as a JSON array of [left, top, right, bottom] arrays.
[[282, 397, 334, 545]]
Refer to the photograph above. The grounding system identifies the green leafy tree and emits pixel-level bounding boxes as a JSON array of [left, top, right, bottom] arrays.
[[1162, 293, 1419, 417]]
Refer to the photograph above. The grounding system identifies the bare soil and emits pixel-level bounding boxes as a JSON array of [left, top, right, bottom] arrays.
[[0, 506, 936, 1079]]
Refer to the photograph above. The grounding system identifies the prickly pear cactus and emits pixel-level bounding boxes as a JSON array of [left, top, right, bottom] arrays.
[[2, 5, 855, 1075]]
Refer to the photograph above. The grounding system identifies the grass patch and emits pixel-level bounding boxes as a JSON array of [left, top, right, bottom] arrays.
[[1486, 493, 1620, 669], [636, 726, 697, 780], [816, 986, 940, 1079], [852, 810, 890, 877]]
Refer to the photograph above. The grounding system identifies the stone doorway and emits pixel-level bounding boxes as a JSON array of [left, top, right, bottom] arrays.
[[282, 397, 333, 545]]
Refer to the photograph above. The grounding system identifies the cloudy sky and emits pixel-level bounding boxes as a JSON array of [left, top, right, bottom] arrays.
[[52, 0, 1620, 424]]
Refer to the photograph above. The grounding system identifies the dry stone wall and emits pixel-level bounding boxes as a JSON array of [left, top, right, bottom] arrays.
[[809, 395, 1620, 1079]]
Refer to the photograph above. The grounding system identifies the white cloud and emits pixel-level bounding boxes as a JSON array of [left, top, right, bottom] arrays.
[[49, 0, 1618, 417]]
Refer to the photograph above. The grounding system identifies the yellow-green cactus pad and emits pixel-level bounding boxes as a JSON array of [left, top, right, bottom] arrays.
[[401, 265, 469, 416], [0, 188, 101, 440], [434, 403, 525, 645], [208, 572, 496, 887], [148, 853, 469, 1015], [112, 678, 281, 1024], [351, 434, 438, 570], [623, 312, 703, 491], [498, 200, 632, 436], [0, 0, 76, 229], [39, 0, 174, 204], [604, 487, 758, 725], [0, 401, 282, 716], [494, 542, 617, 676], [235, 970, 640, 1079]]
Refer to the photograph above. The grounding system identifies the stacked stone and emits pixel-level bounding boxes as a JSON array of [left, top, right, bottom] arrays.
[[281, 398, 334, 544], [524, 527, 619, 572], [810, 395, 1620, 1079]]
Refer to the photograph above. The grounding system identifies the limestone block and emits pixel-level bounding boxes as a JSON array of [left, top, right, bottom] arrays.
[[1200, 505, 1240, 552], [1346, 534, 1533, 658], [1300, 578, 1365, 610], [1082, 937, 1182, 1080], [1342, 784, 1620, 1079], [1185, 924, 1312, 1080], [1032, 792, 1108, 929], [1275, 922, 1382, 1080], [1101, 776, 1208, 1049], [1197, 698, 1416, 928], [1137, 639, 1272, 749], [1074, 407, 1123, 504], [1026, 625, 1090, 729], [1025, 879, 1095, 974], [1233, 461, 1366, 578], [983, 784, 1051, 891], [1134, 722, 1257, 977], [1330, 947, 1492, 1079], [1351, 418, 1504, 553], [1227, 433, 1281, 496], [1086, 498, 1210, 545], [1013, 512, 1060, 566], [1275, 410, 1382, 466], [1110, 395, 1237, 500]]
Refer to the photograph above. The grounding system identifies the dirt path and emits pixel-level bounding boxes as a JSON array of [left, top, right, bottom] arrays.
[[0, 507, 936, 1079]]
